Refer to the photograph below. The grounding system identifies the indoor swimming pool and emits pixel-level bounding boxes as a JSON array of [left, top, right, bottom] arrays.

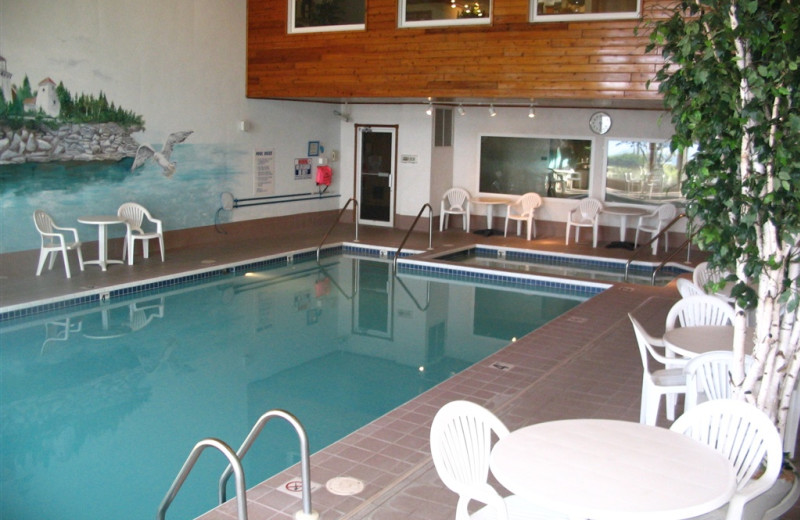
[[0, 251, 597, 520], [431, 246, 693, 286]]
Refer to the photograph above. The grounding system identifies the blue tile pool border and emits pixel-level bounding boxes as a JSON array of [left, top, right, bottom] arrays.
[[2, 243, 616, 321]]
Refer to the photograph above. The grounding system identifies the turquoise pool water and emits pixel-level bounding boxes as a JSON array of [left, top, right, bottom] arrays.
[[434, 246, 692, 286], [0, 253, 592, 520]]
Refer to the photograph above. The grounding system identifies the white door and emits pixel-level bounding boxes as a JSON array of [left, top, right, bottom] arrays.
[[356, 125, 397, 227]]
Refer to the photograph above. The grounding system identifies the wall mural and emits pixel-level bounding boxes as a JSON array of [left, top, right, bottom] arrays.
[[0, 56, 237, 255]]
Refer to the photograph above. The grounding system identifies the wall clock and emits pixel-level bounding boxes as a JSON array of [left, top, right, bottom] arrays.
[[589, 112, 612, 135]]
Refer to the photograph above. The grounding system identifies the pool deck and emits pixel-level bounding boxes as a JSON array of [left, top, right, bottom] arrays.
[[3, 226, 797, 519]]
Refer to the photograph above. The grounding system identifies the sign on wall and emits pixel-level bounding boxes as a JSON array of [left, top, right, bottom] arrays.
[[254, 149, 275, 194], [294, 158, 312, 180]]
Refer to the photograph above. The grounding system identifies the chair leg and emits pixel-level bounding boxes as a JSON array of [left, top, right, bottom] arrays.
[[76, 246, 84, 271], [61, 249, 72, 278], [640, 380, 649, 424], [36, 250, 49, 276], [504, 217, 510, 237], [159, 236, 165, 262], [526, 219, 532, 241], [122, 236, 128, 263], [565, 223, 571, 245], [127, 237, 135, 266]]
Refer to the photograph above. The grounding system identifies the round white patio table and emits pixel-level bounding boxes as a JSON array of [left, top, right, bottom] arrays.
[[601, 205, 651, 242], [470, 196, 511, 233], [78, 215, 126, 271], [663, 325, 754, 359], [490, 419, 736, 520]]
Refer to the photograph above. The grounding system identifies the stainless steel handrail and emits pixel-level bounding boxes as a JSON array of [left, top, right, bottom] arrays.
[[393, 203, 433, 270], [219, 409, 318, 520], [623, 213, 687, 283], [317, 198, 359, 262], [157, 438, 248, 520]]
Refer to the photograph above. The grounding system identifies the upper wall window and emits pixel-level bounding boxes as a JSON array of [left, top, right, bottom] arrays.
[[400, 0, 491, 28], [530, 0, 640, 23], [289, 0, 366, 33]]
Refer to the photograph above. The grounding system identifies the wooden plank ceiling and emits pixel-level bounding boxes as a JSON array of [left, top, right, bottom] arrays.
[[247, 0, 671, 107]]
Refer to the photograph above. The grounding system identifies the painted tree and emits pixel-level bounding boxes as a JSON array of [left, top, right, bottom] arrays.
[[646, 0, 800, 438]]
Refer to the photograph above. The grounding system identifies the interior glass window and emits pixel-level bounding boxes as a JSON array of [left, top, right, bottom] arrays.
[[290, 0, 366, 33], [400, 0, 491, 28], [479, 136, 592, 198], [530, 0, 640, 23], [605, 140, 693, 205]]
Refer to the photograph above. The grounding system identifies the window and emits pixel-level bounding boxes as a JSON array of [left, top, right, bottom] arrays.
[[479, 136, 592, 198], [400, 0, 491, 28], [434, 108, 453, 147], [530, 0, 641, 23], [290, 0, 365, 33], [605, 140, 694, 205]]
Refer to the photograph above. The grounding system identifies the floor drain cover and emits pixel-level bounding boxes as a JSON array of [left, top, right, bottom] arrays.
[[326, 476, 364, 496]]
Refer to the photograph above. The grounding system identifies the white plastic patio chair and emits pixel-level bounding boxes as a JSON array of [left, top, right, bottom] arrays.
[[118, 202, 165, 265], [665, 294, 735, 332], [670, 399, 783, 520], [629, 314, 688, 425], [504, 192, 542, 240], [676, 277, 706, 298], [683, 350, 754, 411], [634, 203, 677, 253], [440, 188, 471, 232], [430, 400, 566, 520], [565, 197, 603, 248], [693, 261, 735, 304], [33, 209, 85, 278]]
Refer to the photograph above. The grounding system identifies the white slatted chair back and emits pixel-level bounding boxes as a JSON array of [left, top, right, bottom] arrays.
[[665, 295, 735, 331], [670, 399, 783, 520]]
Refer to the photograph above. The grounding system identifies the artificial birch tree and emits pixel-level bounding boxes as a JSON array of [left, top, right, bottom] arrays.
[[645, 0, 800, 439]]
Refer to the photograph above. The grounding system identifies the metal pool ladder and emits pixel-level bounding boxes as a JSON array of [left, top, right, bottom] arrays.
[[156, 409, 318, 520]]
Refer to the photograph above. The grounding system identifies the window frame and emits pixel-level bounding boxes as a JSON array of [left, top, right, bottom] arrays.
[[288, 0, 366, 34], [529, 0, 641, 23], [399, 0, 492, 29]]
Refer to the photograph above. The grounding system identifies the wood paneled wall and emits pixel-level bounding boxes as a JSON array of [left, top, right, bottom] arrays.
[[247, 0, 669, 102]]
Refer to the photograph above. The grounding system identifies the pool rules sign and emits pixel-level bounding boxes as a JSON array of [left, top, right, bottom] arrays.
[[294, 158, 312, 180]]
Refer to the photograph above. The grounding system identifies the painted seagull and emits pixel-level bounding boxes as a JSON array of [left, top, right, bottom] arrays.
[[131, 130, 193, 177]]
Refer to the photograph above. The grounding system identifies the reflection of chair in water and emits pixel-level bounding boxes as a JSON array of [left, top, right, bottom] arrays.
[[33, 210, 85, 278], [41, 318, 82, 353], [440, 188, 471, 232], [504, 192, 542, 240], [127, 297, 165, 331]]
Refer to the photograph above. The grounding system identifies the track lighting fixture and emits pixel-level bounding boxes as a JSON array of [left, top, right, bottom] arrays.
[[489, 104, 496, 117], [528, 105, 536, 118], [426, 103, 433, 116], [457, 104, 465, 116]]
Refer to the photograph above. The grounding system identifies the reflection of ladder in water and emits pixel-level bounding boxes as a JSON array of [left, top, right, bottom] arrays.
[[156, 409, 318, 520]]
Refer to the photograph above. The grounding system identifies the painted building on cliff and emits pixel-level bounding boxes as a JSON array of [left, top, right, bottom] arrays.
[[35, 77, 60, 118]]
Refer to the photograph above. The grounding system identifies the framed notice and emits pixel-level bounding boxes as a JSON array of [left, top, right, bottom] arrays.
[[254, 149, 275, 194], [294, 158, 312, 180], [308, 141, 320, 157]]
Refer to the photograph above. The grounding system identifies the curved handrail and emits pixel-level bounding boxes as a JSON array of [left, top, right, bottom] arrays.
[[624, 212, 687, 282], [157, 438, 247, 520], [317, 198, 359, 262], [393, 203, 433, 270], [219, 409, 317, 520]]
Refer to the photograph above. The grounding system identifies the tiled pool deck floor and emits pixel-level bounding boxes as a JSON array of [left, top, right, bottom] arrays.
[[2, 226, 797, 519]]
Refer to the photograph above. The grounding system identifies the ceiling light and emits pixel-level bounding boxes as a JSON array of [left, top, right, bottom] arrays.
[[457, 104, 466, 116], [426, 103, 433, 116], [489, 104, 496, 117], [528, 105, 536, 118]]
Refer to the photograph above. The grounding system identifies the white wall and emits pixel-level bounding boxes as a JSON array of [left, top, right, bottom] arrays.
[[0, 0, 343, 253]]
